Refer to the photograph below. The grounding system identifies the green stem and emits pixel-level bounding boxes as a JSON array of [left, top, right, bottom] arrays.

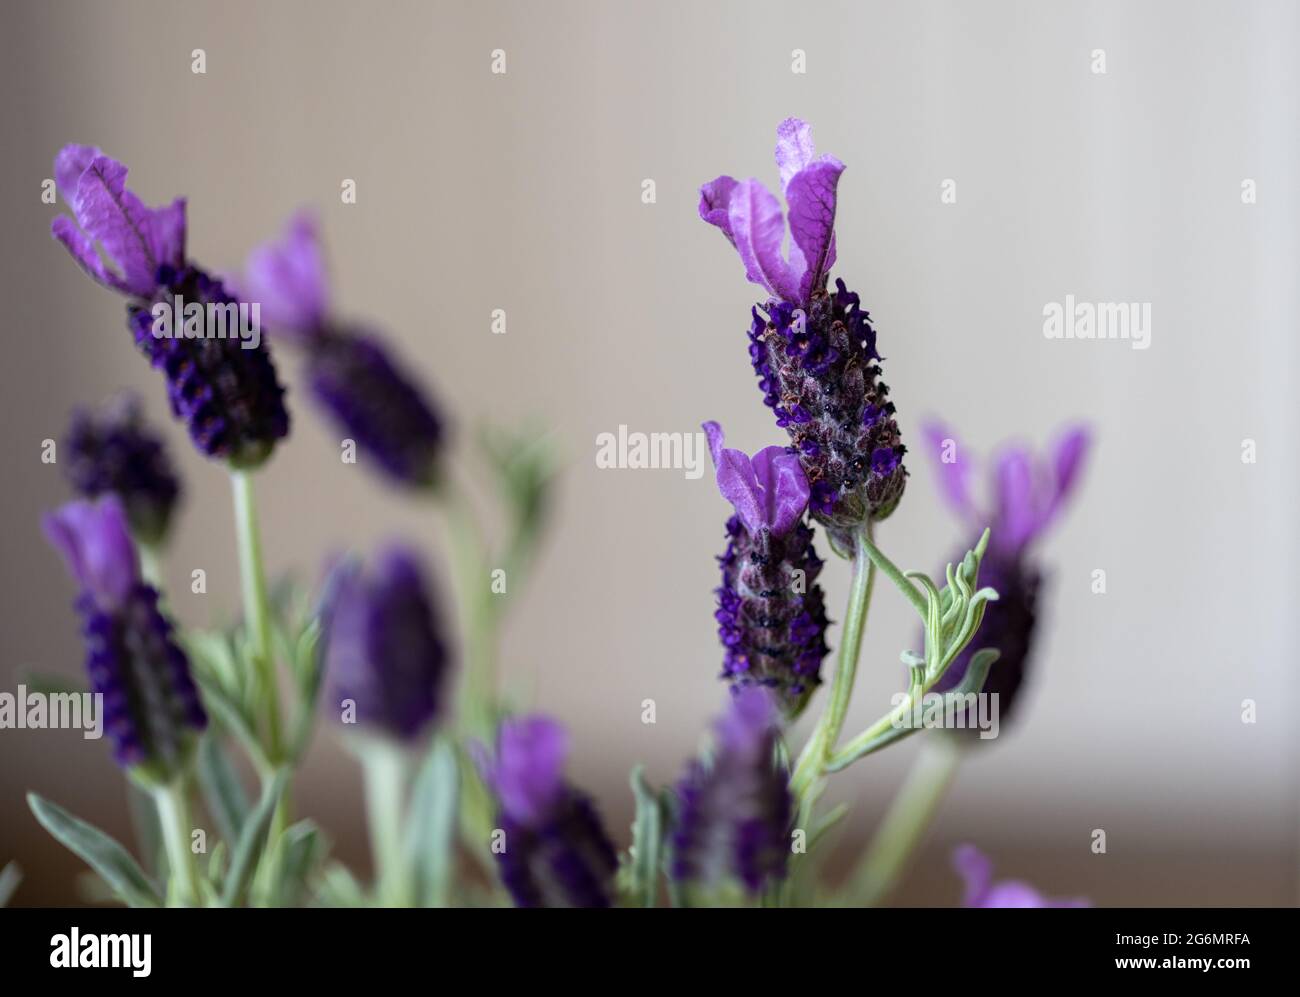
[[153, 781, 201, 906], [440, 479, 497, 738], [359, 740, 411, 907], [860, 528, 927, 617], [230, 471, 282, 760], [791, 522, 877, 805], [138, 542, 164, 591], [850, 737, 961, 906]]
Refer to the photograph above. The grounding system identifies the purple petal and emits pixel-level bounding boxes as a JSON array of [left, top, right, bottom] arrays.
[[922, 421, 977, 522], [952, 843, 994, 907], [727, 178, 800, 303], [699, 176, 739, 246], [41, 497, 139, 609], [51, 215, 133, 293], [716, 686, 778, 761], [713, 446, 766, 536], [774, 118, 817, 191], [1045, 424, 1092, 523], [149, 197, 187, 272], [72, 156, 166, 296], [54, 144, 101, 203], [489, 715, 569, 827], [992, 447, 1039, 551], [786, 157, 844, 304], [702, 420, 726, 468], [242, 211, 330, 339], [750, 445, 810, 536]]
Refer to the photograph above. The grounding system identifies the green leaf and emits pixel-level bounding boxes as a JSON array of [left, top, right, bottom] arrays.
[[313, 861, 366, 908], [0, 862, 21, 907], [196, 733, 251, 843], [126, 782, 165, 878], [220, 770, 287, 907], [268, 819, 325, 908], [405, 738, 458, 907], [192, 672, 268, 773], [27, 793, 161, 908], [626, 766, 665, 908]]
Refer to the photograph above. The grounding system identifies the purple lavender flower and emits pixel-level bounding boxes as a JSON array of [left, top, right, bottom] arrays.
[[51, 145, 289, 467], [242, 213, 444, 487], [480, 716, 618, 908], [63, 394, 180, 545], [700, 120, 907, 548], [42, 497, 205, 776], [320, 546, 451, 742], [705, 421, 830, 718], [953, 845, 1090, 907], [924, 422, 1091, 725], [671, 687, 792, 895]]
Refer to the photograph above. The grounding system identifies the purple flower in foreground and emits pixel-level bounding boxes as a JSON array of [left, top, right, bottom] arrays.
[[700, 120, 906, 546], [63, 394, 180, 545], [705, 421, 829, 717], [925, 422, 1091, 725], [242, 212, 444, 487], [480, 716, 618, 908], [51, 145, 289, 467], [321, 547, 451, 742], [671, 687, 792, 895], [954, 845, 1090, 908], [42, 497, 205, 775]]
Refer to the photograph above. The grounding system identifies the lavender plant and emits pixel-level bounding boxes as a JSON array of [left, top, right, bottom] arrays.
[[26, 123, 1090, 909]]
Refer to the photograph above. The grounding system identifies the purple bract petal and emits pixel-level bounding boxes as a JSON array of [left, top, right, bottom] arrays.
[[774, 118, 817, 190], [242, 211, 330, 339], [727, 178, 800, 304], [953, 844, 1090, 908], [41, 496, 139, 609], [702, 421, 810, 536], [922, 421, 977, 523], [699, 176, 740, 247], [487, 715, 569, 828], [786, 157, 844, 303]]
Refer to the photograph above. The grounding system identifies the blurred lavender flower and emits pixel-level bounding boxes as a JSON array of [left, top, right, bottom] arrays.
[[63, 394, 180, 545], [700, 119, 906, 549], [42, 497, 205, 777], [480, 716, 618, 908], [320, 546, 451, 742], [705, 421, 829, 717], [242, 212, 444, 487], [954, 845, 1090, 907], [50, 145, 289, 467], [671, 687, 792, 895], [924, 422, 1091, 725]]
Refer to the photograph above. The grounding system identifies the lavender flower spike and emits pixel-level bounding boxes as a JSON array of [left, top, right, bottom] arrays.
[[924, 421, 1091, 726], [706, 421, 830, 717], [671, 687, 793, 895], [953, 845, 1090, 907], [321, 546, 451, 742], [42, 497, 206, 778], [51, 145, 289, 467], [700, 120, 906, 546], [481, 715, 619, 908], [242, 212, 445, 487], [63, 394, 181, 545]]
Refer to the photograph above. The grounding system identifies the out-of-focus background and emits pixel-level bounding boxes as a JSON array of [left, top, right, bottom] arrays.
[[1, 0, 1296, 906]]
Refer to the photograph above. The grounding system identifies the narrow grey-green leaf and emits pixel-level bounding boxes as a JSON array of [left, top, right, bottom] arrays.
[[0, 862, 21, 907], [269, 819, 324, 908], [27, 793, 161, 908], [220, 770, 287, 907], [627, 766, 665, 908], [405, 738, 458, 907], [197, 733, 251, 843]]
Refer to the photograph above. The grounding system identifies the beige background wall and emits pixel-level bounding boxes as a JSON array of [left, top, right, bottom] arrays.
[[1, 0, 1296, 905]]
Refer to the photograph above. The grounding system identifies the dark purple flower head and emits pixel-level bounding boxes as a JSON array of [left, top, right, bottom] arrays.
[[51, 145, 290, 468], [241, 213, 444, 487], [953, 845, 1090, 908], [701, 123, 907, 542], [672, 687, 792, 895], [705, 423, 829, 717], [700, 118, 844, 309], [63, 394, 180, 545], [321, 546, 450, 742], [42, 497, 206, 775], [925, 422, 1091, 725], [480, 715, 619, 908]]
